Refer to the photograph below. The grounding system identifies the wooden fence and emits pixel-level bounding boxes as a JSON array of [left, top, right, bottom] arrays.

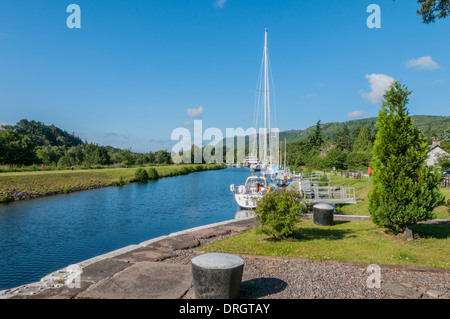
[[442, 174, 450, 188]]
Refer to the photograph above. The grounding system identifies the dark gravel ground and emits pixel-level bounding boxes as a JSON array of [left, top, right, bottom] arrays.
[[162, 235, 450, 300]]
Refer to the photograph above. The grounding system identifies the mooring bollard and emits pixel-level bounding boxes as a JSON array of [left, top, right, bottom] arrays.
[[313, 203, 334, 226], [191, 253, 244, 299]]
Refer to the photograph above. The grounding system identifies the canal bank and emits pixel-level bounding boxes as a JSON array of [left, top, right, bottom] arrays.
[[1, 215, 449, 300], [0, 164, 226, 203]]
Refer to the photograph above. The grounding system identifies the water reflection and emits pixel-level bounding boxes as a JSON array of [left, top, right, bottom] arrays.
[[235, 209, 256, 219]]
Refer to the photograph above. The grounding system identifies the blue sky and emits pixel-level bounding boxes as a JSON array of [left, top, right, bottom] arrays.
[[0, 0, 449, 152]]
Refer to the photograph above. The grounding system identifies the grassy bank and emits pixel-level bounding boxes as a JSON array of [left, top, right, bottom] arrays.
[[201, 219, 450, 269], [328, 175, 450, 220], [0, 163, 225, 202]]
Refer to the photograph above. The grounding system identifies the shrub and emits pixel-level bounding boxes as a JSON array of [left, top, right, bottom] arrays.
[[147, 167, 159, 180], [254, 189, 307, 239], [134, 167, 149, 182], [116, 176, 126, 186], [177, 167, 190, 175], [0, 195, 13, 204]]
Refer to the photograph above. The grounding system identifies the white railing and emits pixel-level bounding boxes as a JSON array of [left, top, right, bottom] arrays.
[[298, 179, 357, 204]]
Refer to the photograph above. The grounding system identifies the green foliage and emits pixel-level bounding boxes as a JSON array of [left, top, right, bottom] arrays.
[[308, 120, 323, 147], [445, 199, 450, 216], [0, 195, 13, 204], [352, 126, 373, 152], [254, 189, 307, 239], [154, 150, 173, 164], [116, 176, 126, 186], [84, 143, 111, 166], [57, 155, 73, 169], [14, 119, 84, 148], [368, 81, 445, 234], [437, 153, 450, 171], [147, 167, 159, 180], [177, 167, 190, 175], [416, 0, 450, 23], [134, 167, 149, 182], [0, 119, 175, 168], [0, 128, 38, 165]]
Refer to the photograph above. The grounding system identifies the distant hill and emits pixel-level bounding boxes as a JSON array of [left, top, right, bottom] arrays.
[[13, 119, 84, 148], [224, 115, 450, 147], [281, 115, 450, 144]]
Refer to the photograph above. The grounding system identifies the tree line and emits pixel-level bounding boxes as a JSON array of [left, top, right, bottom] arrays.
[[285, 120, 376, 172], [0, 120, 173, 168]]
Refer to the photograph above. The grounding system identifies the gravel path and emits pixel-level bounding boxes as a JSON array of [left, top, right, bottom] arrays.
[[162, 234, 450, 299]]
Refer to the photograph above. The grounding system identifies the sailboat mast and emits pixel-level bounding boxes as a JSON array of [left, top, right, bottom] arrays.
[[267, 32, 271, 165], [263, 29, 268, 164]]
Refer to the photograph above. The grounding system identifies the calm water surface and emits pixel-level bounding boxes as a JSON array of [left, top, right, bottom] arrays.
[[0, 168, 250, 290]]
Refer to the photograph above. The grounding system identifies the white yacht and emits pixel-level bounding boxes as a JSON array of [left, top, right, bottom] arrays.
[[230, 175, 275, 209]]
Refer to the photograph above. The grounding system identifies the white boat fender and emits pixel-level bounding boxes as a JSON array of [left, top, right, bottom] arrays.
[[230, 184, 236, 192]]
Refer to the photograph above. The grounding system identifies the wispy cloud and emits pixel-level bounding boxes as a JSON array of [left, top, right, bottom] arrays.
[[187, 106, 204, 119], [214, 0, 227, 9], [406, 56, 440, 70], [347, 110, 365, 119], [300, 92, 318, 99], [360, 73, 395, 105]]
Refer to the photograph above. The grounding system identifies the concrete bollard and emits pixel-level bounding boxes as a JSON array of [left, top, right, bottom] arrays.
[[191, 253, 244, 299], [313, 203, 334, 226]]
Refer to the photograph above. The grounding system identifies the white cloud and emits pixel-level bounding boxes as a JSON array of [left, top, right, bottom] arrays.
[[347, 111, 365, 119], [214, 0, 227, 9], [360, 73, 395, 104], [186, 106, 204, 119], [406, 56, 440, 70]]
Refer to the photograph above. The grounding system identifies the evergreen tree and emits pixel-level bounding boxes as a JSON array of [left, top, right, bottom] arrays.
[[353, 126, 373, 152], [368, 82, 444, 233], [308, 120, 323, 147], [334, 124, 351, 151]]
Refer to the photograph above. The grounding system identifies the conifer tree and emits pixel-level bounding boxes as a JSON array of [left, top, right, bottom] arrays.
[[368, 81, 444, 234]]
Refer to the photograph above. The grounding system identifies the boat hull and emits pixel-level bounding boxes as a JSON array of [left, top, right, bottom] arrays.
[[234, 193, 261, 209]]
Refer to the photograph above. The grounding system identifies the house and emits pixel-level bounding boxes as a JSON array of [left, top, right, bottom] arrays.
[[426, 137, 449, 166]]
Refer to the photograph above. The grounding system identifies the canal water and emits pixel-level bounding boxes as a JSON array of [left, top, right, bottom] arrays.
[[0, 167, 251, 290]]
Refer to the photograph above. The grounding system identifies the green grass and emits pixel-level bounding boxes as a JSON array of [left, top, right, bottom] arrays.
[[328, 175, 450, 220], [201, 220, 450, 269], [0, 164, 224, 198]]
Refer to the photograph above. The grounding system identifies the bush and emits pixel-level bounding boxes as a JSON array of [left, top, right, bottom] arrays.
[[116, 176, 126, 186], [147, 167, 159, 180], [134, 167, 149, 182], [254, 189, 307, 239], [0, 195, 13, 204], [177, 167, 190, 175]]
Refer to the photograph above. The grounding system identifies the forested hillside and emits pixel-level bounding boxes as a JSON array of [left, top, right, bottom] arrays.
[[284, 116, 450, 172], [0, 120, 172, 168], [280, 115, 450, 145]]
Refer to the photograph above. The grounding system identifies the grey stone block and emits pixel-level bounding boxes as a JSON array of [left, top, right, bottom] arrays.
[[191, 253, 244, 299], [313, 203, 334, 226]]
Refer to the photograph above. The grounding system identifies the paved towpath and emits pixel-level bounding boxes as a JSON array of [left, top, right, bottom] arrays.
[[1, 216, 449, 299]]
